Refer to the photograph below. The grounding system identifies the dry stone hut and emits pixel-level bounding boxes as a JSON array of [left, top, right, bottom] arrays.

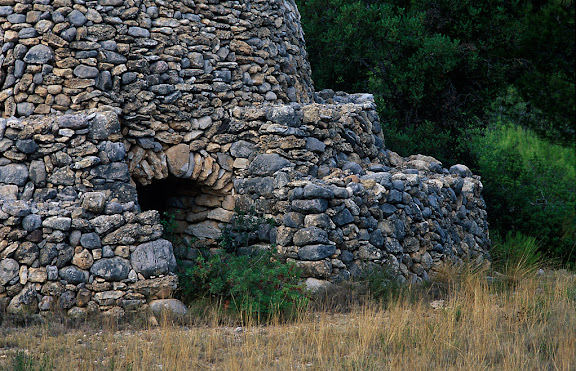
[[0, 0, 490, 316]]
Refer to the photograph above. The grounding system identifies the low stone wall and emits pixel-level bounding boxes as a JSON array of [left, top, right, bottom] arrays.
[[0, 110, 177, 316], [162, 93, 490, 283]]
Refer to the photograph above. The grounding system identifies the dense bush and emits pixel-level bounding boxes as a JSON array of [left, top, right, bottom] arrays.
[[470, 108, 575, 265], [297, 0, 574, 163], [178, 249, 308, 319], [297, 0, 531, 164], [513, 0, 575, 145]]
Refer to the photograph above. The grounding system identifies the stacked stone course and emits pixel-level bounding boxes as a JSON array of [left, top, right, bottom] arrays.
[[0, 110, 177, 316], [1, 0, 490, 316]]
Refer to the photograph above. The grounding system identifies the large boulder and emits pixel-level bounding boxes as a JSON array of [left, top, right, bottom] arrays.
[[149, 299, 188, 317], [6, 283, 37, 314], [90, 257, 131, 281], [131, 239, 176, 278]]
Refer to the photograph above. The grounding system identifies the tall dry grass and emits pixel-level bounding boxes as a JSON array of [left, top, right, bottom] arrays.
[[1, 269, 574, 370]]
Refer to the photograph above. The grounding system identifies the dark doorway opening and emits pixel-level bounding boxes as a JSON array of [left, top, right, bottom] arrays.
[[135, 176, 202, 215]]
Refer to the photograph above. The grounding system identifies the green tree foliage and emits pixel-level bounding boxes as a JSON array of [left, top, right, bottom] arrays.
[[513, 0, 575, 145], [297, 0, 529, 163], [297, 0, 574, 162], [471, 105, 575, 264]]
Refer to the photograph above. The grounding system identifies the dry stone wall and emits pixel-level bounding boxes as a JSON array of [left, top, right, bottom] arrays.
[[0, 110, 178, 316], [0, 0, 490, 316], [167, 94, 490, 283]]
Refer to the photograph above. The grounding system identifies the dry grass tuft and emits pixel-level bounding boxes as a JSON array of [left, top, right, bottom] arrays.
[[1, 269, 574, 370]]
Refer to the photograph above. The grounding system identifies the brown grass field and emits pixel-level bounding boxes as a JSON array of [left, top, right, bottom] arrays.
[[1, 267, 575, 370]]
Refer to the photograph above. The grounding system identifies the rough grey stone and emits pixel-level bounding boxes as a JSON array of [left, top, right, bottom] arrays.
[[97, 141, 125, 162], [131, 239, 176, 278], [449, 164, 472, 177], [90, 257, 131, 281], [128, 26, 151, 38], [90, 163, 130, 182], [100, 50, 127, 64], [74, 65, 99, 78], [149, 299, 188, 317], [80, 233, 102, 249], [68, 10, 87, 26], [230, 140, 256, 158], [7, 13, 24, 23], [2, 200, 31, 217], [306, 137, 326, 152], [88, 112, 121, 140], [380, 203, 397, 217], [248, 154, 291, 176], [340, 250, 354, 264], [16, 102, 35, 116], [283, 212, 304, 228], [23, 44, 55, 64], [392, 180, 405, 191], [53, 245, 74, 268], [266, 106, 300, 127], [15, 139, 38, 154], [90, 214, 124, 234], [333, 209, 354, 226], [303, 183, 334, 199], [102, 246, 115, 258], [236, 177, 274, 197], [22, 214, 42, 231], [82, 192, 107, 213], [60, 27, 77, 42], [0, 259, 19, 286], [59, 291, 77, 310], [0, 185, 17, 200], [0, 6, 13, 16], [59, 266, 89, 284], [42, 217, 72, 231], [48, 168, 75, 186], [293, 227, 330, 246], [7, 283, 37, 314], [342, 161, 363, 175], [150, 84, 175, 95], [46, 265, 58, 281], [387, 190, 403, 204], [304, 214, 333, 229], [291, 199, 328, 214], [298, 245, 336, 261], [97, 71, 113, 90], [39, 244, 58, 266], [58, 115, 88, 129], [369, 230, 385, 248]]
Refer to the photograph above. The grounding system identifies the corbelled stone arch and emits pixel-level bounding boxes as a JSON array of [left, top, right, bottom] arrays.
[[131, 141, 237, 253]]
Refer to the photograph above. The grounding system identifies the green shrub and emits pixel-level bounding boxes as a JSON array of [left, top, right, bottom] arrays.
[[178, 249, 308, 319], [356, 264, 404, 302], [470, 114, 576, 265], [218, 208, 277, 255]]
